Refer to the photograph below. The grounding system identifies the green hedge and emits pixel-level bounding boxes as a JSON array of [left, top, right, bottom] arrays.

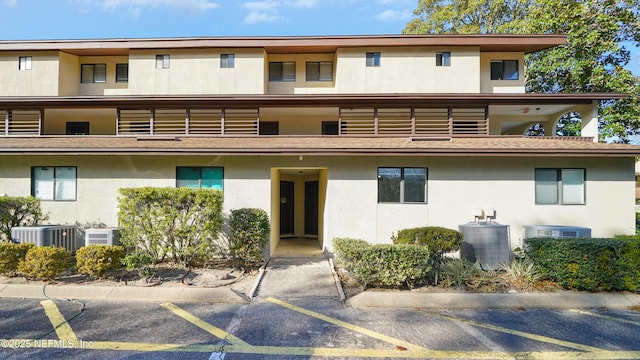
[[0, 242, 34, 275], [18, 246, 72, 280], [76, 245, 125, 278], [118, 187, 224, 267], [229, 208, 270, 269], [333, 238, 432, 289], [525, 237, 640, 291], [392, 226, 463, 254]]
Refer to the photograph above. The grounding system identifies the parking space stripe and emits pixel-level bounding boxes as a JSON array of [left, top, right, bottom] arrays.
[[160, 302, 250, 347], [429, 311, 603, 352], [40, 299, 78, 342], [569, 309, 640, 326], [266, 297, 429, 352]]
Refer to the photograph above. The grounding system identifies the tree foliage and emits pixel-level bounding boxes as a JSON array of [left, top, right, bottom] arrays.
[[404, 0, 640, 142]]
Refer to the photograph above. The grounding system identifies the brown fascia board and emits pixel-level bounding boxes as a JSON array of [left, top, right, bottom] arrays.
[[0, 93, 627, 109], [0, 34, 567, 55]]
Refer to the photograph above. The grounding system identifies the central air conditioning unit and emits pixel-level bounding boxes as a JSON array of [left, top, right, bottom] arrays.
[[523, 225, 591, 239], [85, 228, 121, 246], [11, 225, 80, 251]]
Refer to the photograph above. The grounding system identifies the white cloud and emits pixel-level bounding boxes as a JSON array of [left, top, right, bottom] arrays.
[[242, 1, 283, 24], [285, 0, 318, 7], [376, 8, 412, 22], [4, 0, 17, 6]]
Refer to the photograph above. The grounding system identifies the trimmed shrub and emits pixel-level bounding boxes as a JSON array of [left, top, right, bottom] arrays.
[[392, 226, 463, 254], [76, 245, 125, 278], [229, 208, 270, 269], [118, 187, 224, 267], [0, 196, 49, 242], [333, 238, 432, 288], [18, 246, 72, 280], [525, 237, 640, 291], [0, 242, 34, 275]]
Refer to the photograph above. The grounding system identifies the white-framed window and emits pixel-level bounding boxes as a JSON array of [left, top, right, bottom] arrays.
[[156, 54, 170, 69], [116, 63, 128, 82], [306, 61, 333, 81], [269, 62, 296, 82], [490, 60, 519, 80], [535, 168, 585, 205], [366, 52, 381, 67], [378, 167, 427, 203], [32, 166, 77, 201], [221, 54, 235, 68], [176, 167, 223, 190], [19, 56, 32, 70], [436, 52, 451, 66], [81, 64, 106, 83]]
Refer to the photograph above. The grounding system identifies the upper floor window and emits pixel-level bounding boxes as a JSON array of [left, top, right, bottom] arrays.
[[81, 64, 106, 83], [535, 168, 585, 205], [176, 167, 223, 190], [490, 60, 519, 80], [436, 52, 451, 66], [306, 61, 333, 81], [221, 54, 235, 68], [19, 56, 32, 70], [269, 62, 295, 82], [32, 166, 77, 201], [116, 63, 129, 83], [366, 52, 380, 67], [156, 54, 170, 69], [378, 167, 427, 203]]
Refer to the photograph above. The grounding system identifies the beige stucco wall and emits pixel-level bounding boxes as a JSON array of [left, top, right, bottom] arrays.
[[123, 48, 265, 95], [43, 108, 117, 135], [480, 52, 526, 93], [266, 53, 337, 95], [0, 51, 60, 96], [335, 46, 480, 94], [58, 52, 79, 96], [0, 155, 633, 250]]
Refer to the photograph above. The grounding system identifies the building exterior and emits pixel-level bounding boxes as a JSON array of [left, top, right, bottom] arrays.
[[0, 34, 638, 254]]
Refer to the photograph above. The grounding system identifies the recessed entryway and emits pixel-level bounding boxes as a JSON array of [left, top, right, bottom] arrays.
[[270, 168, 327, 257]]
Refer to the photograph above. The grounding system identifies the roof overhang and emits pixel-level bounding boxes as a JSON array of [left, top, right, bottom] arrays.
[[0, 34, 567, 56], [0, 93, 627, 110]]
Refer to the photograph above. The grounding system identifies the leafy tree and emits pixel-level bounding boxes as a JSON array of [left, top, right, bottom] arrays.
[[404, 0, 640, 142]]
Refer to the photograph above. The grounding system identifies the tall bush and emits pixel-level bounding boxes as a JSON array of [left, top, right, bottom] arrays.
[[229, 208, 270, 269], [118, 187, 224, 267], [0, 196, 49, 242]]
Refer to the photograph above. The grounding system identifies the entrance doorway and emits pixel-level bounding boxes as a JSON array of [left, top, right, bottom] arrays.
[[280, 181, 294, 236]]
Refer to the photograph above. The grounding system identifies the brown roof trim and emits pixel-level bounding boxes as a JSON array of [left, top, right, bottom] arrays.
[[0, 34, 567, 55], [0, 93, 627, 109]]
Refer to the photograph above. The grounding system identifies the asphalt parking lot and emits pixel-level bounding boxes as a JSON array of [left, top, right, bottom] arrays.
[[2, 296, 640, 359]]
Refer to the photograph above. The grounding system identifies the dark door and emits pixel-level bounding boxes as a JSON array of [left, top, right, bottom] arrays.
[[280, 181, 294, 235], [304, 181, 319, 235]]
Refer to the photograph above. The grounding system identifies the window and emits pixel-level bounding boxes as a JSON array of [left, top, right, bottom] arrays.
[[81, 64, 106, 83], [306, 61, 333, 81], [221, 54, 235, 68], [490, 60, 519, 80], [259, 121, 279, 135], [176, 167, 223, 190], [378, 167, 427, 203], [436, 52, 451, 66], [322, 121, 338, 135], [66, 122, 89, 135], [19, 56, 32, 70], [116, 63, 128, 82], [366, 52, 380, 67], [269, 62, 295, 82], [156, 54, 170, 69], [32, 166, 77, 201], [535, 168, 585, 205]]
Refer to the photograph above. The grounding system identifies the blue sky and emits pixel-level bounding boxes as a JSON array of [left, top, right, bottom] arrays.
[[0, 0, 638, 76]]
